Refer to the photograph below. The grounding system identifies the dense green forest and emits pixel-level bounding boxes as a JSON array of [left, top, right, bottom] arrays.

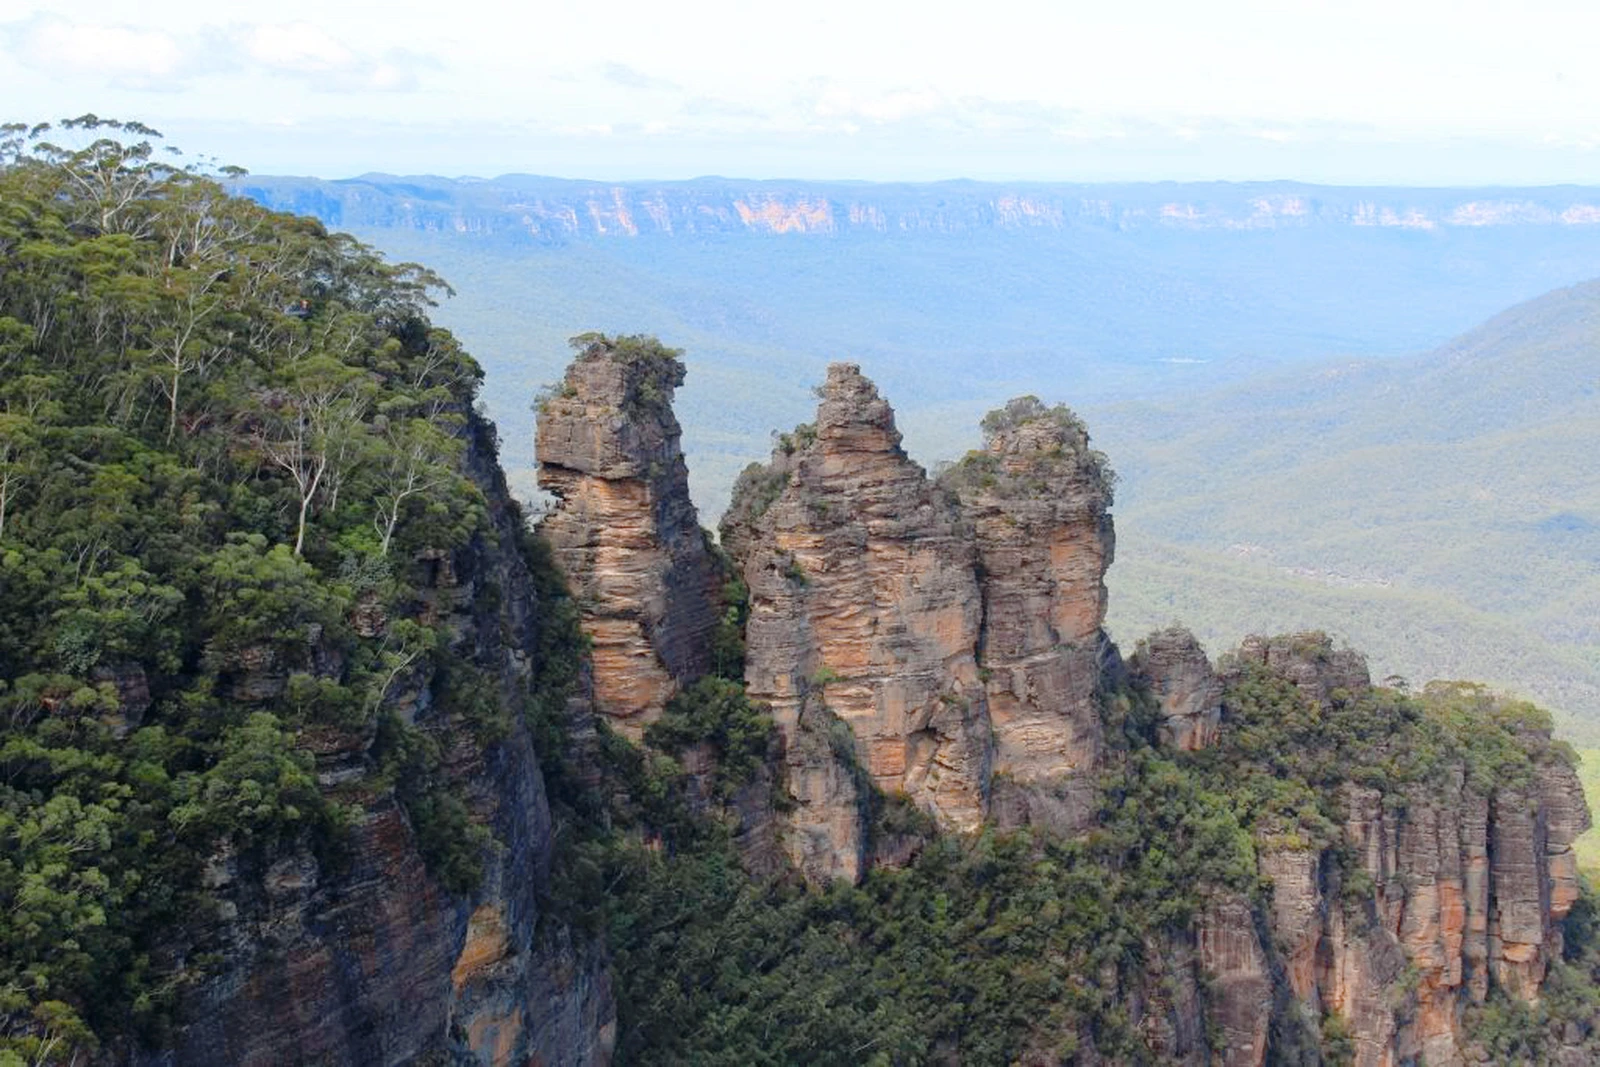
[[0, 118, 497, 1062], [3, 121, 1598, 1064]]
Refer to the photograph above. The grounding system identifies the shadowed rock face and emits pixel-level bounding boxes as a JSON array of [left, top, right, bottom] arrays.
[[536, 337, 720, 738], [1129, 627, 1223, 752], [943, 398, 1115, 827], [147, 414, 615, 1067], [723, 364, 993, 879]]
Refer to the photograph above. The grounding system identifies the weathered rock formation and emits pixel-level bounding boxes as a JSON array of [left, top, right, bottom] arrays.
[[720, 372, 1125, 874], [721, 364, 993, 879], [1202, 635, 1593, 1067], [149, 414, 615, 1066], [1129, 627, 1224, 751], [519, 342, 1591, 1064], [536, 335, 720, 737], [941, 396, 1115, 829]]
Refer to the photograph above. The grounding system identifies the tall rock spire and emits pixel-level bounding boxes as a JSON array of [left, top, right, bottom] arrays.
[[723, 363, 993, 879], [536, 334, 720, 738], [942, 395, 1116, 830]]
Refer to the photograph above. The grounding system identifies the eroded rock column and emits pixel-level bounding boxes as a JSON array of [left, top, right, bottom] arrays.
[[536, 336, 719, 737], [943, 396, 1115, 828], [723, 363, 992, 875]]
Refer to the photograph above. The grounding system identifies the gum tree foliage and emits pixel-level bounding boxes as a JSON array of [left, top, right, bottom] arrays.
[[0, 118, 503, 1061]]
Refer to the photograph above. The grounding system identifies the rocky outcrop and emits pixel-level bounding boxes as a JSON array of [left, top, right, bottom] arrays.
[[1218, 636, 1593, 1067], [1198, 895, 1275, 1067], [150, 414, 615, 1066], [721, 371, 1129, 874], [1224, 631, 1372, 707], [537, 335, 720, 738], [942, 396, 1114, 830], [1129, 627, 1223, 751], [723, 364, 993, 871]]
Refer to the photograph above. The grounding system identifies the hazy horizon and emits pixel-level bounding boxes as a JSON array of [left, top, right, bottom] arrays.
[[11, 0, 1600, 185]]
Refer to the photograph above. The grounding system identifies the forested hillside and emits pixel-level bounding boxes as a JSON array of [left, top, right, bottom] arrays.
[[4, 121, 1599, 1065], [1095, 280, 1600, 743], [0, 119, 606, 1063]]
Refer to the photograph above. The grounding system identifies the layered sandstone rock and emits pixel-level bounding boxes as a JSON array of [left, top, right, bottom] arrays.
[[722, 371, 1134, 875], [1197, 895, 1275, 1067], [537, 335, 720, 737], [1129, 627, 1223, 751], [942, 397, 1113, 827], [725, 363, 993, 856], [149, 413, 615, 1066], [1221, 637, 1592, 1067]]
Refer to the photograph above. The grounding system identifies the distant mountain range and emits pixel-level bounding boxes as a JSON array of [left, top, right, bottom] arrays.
[[241, 174, 1600, 240], [239, 174, 1600, 741]]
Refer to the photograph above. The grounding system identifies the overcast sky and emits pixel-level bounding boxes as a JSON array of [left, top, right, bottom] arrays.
[[6, 0, 1600, 183]]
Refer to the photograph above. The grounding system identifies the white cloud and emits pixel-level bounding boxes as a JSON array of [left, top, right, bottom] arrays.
[[8, 15, 185, 88], [0, 13, 435, 93], [238, 22, 356, 74], [224, 23, 435, 91], [810, 85, 946, 125]]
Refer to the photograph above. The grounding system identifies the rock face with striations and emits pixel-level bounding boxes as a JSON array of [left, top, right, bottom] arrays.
[[536, 335, 720, 737], [1129, 627, 1224, 751], [942, 396, 1115, 829], [146, 413, 615, 1067], [722, 372, 1130, 875], [1206, 635, 1592, 1067], [722, 363, 996, 879]]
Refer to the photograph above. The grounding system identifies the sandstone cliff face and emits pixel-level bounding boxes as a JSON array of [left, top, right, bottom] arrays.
[[536, 336, 720, 738], [148, 415, 615, 1067], [722, 364, 993, 878], [719, 370, 1131, 876], [942, 397, 1114, 830], [1129, 626, 1223, 752], [1204, 635, 1592, 1067]]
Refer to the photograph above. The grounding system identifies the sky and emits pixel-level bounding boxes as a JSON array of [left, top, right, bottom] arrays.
[[6, 0, 1600, 184]]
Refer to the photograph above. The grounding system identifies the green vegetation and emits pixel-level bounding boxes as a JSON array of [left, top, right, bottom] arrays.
[[643, 677, 774, 799], [7, 122, 1595, 1063], [528, 625, 1587, 1064], [940, 395, 1116, 503], [568, 331, 686, 417], [1098, 280, 1600, 751], [546, 700, 1258, 1065], [1464, 884, 1600, 1059], [0, 119, 509, 1059]]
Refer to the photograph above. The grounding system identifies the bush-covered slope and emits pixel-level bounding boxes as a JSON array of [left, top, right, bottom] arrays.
[[1096, 279, 1600, 745], [0, 119, 588, 1062]]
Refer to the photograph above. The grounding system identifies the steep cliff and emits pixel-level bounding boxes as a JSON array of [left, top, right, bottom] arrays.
[[533, 341, 1593, 1064], [721, 363, 992, 879], [942, 396, 1116, 831], [536, 334, 721, 738], [1196, 635, 1593, 1067], [148, 416, 616, 1067]]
